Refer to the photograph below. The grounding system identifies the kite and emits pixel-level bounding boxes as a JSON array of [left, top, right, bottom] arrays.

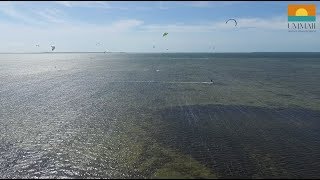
[[226, 19, 237, 26]]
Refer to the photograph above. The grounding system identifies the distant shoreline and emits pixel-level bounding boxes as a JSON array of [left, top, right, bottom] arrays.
[[0, 52, 320, 54], [0, 52, 124, 54]]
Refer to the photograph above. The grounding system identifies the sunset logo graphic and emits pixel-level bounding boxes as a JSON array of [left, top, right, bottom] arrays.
[[288, 4, 316, 22]]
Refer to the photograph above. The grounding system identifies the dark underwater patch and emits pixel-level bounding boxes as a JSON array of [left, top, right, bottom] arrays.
[[152, 104, 320, 178]]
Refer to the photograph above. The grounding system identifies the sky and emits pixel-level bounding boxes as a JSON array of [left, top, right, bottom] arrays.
[[0, 1, 320, 52]]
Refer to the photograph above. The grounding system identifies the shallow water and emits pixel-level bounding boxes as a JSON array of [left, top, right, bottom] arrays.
[[0, 53, 320, 178]]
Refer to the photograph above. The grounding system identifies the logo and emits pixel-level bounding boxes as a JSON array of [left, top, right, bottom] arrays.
[[287, 4, 316, 32]]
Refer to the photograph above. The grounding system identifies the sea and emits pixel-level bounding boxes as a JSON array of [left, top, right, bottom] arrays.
[[0, 52, 319, 178]]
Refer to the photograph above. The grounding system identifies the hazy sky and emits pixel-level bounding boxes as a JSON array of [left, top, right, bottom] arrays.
[[0, 1, 319, 52]]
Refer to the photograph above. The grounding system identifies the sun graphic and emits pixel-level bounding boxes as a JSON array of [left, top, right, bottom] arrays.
[[295, 8, 308, 16]]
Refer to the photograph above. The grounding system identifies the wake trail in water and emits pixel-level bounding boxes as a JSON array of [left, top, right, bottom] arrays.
[[108, 81, 213, 84]]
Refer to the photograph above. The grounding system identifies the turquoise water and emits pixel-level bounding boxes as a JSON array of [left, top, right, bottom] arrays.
[[0, 53, 319, 178]]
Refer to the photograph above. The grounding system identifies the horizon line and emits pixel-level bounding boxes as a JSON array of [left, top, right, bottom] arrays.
[[1, 51, 320, 54]]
